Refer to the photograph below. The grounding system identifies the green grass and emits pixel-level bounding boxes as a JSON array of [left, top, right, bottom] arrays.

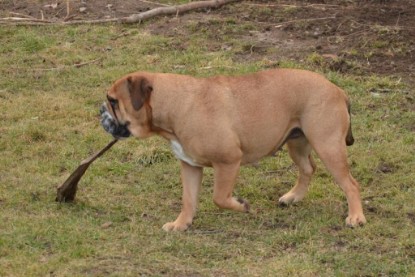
[[0, 20, 414, 277]]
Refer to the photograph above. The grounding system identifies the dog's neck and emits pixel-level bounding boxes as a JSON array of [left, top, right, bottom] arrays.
[[150, 124, 177, 141], [148, 104, 179, 141]]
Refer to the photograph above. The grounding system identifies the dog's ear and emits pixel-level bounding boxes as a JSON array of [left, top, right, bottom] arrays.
[[126, 76, 152, 111]]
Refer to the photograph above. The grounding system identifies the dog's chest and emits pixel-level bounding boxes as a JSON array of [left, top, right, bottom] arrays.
[[170, 140, 202, 167]]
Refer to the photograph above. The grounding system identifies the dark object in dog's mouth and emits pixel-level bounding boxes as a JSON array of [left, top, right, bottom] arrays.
[[100, 103, 131, 138], [56, 139, 118, 202]]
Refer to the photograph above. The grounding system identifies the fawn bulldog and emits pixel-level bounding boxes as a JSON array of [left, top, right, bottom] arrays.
[[100, 69, 366, 231]]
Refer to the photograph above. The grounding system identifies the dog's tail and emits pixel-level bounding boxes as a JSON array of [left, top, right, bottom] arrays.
[[346, 100, 355, 146]]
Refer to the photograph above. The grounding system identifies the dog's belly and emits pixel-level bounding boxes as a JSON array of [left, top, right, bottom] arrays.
[[239, 126, 301, 165], [169, 125, 298, 167], [240, 141, 283, 165]]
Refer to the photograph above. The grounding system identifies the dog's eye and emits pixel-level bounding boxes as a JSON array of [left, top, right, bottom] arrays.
[[107, 96, 118, 109], [110, 99, 118, 108]]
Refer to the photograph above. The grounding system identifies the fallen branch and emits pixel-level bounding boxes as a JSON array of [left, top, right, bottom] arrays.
[[122, 0, 240, 24], [0, 0, 241, 25], [0, 17, 52, 24]]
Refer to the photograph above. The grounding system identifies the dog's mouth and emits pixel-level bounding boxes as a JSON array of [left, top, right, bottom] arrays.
[[100, 102, 131, 139]]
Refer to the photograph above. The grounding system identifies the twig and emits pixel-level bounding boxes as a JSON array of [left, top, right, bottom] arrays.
[[343, 29, 369, 38], [395, 11, 401, 27], [243, 3, 297, 7], [64, 14, 76, 22], [0, 21, 49, 26], [0, 17, 51, 23], [243, 3, 340, 8], [66, 0, 70, 18], [273, 16, 337, 27], [9, 12, 37, 19], [349, 19, 415, 30], [54, 7, 65, 18], [111, 30, 133, 40], [305, 4, 341, 7], [73, 58, 102, 68], [6, 58, 102, 72], [200, 65, 236, 70], [190, 230, 224, 234], [59, 18, 119, 25], [139, 0, 171, 7]]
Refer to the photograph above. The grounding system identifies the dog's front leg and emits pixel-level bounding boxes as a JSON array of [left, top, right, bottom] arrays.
[[212, 162, 250, 213], [162, 161, 203, 232]]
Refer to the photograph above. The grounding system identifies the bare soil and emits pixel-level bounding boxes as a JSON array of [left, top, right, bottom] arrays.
[[2, 0, 415, 81]]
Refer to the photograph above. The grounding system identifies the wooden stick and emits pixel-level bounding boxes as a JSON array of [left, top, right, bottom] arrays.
[[56, 139, 118, 202]]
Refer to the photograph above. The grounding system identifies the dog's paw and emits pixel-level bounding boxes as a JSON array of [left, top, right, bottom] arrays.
[[278, 191, 305, 205], [237, 197, 250, 213], [345, 214, 367, 228], [162, 221, 191, 232]]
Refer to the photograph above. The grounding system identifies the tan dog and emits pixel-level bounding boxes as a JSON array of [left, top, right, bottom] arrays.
[[100, 69, 366, 231]]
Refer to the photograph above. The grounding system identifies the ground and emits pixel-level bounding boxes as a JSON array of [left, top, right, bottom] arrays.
[[1, 0, 415, 82], [0, 1, 414, 276]]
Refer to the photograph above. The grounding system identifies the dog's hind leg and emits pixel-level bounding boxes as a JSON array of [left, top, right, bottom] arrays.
[[279, 136, 316, 205], [162, 161, 203, 232], [309, 137, 366, 227], [212, 162, 250, 213], [297, 95, 366, 227]]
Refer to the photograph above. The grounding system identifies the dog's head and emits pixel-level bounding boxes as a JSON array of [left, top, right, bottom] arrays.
[[100, 74, 153, 139]]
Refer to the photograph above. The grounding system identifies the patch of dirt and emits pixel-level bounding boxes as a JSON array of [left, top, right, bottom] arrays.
[[376, 161, 397, 174], [1, 0, 415, 82], [0, 0, 155, 21]]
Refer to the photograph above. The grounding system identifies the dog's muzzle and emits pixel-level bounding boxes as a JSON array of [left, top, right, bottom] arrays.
[[100, 103, 131, 138]]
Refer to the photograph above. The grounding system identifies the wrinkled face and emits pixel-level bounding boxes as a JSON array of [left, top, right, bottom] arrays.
[[100, 75, 152, 139]]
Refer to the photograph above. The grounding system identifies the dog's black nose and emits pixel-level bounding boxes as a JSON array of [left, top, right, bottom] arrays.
[[113, 124, 131, 138]]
